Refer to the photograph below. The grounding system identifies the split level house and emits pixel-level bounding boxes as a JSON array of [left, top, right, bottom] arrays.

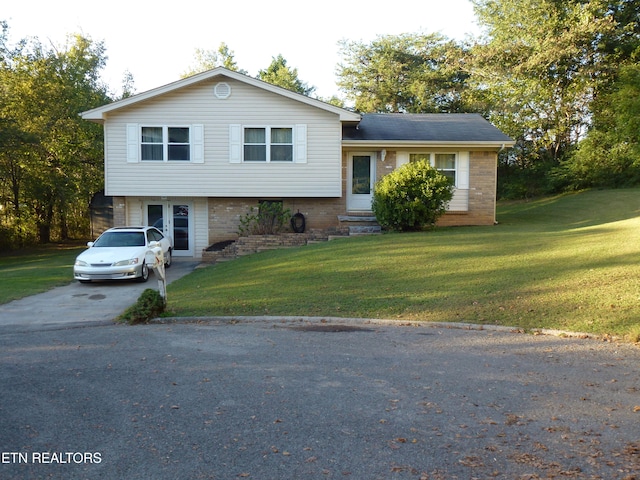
[[81, 67, 514, 259]]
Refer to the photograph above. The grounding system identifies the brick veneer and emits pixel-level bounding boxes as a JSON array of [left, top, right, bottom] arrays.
[[207, 197, 345, 244], [112, 196, 127, 226], [205, 150, 498, 245], [438, 151, 498, 226]]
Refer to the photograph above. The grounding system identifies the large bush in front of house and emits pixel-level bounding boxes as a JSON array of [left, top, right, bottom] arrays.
[[372, 159, 454, 231]]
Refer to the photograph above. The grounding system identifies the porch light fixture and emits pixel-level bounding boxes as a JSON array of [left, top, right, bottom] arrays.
[[380, 149, 387, 161]]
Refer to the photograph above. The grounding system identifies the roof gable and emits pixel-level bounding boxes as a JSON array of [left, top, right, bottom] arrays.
[[82, 67, 361, 123], [342, 113, 514, 146]]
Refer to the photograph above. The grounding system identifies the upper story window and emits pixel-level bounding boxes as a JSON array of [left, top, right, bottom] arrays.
[[141, 126, 191, 161], [126, 123, 203, 164], [410, 152, 457, 186], [243, 127, 293, 162]]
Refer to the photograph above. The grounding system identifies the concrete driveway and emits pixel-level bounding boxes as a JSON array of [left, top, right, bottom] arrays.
[[0, 259, 199, 332]]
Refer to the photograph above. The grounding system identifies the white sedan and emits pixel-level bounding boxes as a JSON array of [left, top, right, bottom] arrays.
[[74, 226, 172, 283]]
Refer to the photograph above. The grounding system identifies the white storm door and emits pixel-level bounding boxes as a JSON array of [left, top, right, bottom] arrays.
[[347, 153, 376, 211], [146, 202, 193, 256]]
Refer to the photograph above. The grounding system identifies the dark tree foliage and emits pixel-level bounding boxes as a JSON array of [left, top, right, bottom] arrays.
[[337, 32, 471, 113], [0, 26, 111, 246]]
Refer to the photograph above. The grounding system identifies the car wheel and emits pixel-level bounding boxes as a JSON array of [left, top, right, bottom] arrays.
[[164, 249, 172, 268], [137, 262, 150, 282]]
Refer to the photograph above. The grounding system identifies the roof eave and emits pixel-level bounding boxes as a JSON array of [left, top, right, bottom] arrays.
[[341, 140, 516, 149], [81, 67, 361, 122]]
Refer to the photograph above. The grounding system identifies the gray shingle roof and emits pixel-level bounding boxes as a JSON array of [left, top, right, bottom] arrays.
[[342, 113, 513, 143]]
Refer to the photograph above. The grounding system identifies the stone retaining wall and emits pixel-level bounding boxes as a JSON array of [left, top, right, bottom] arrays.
[[202, 229, 349, 263]]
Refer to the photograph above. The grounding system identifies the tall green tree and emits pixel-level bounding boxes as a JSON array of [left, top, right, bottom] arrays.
[[337, 32, 470, 113], [469, 0, 638, 196], [0, 30, 110, 244], [257, 54, 315, 96], [182, 42, 246, 77], [553, 63, 640, 189]]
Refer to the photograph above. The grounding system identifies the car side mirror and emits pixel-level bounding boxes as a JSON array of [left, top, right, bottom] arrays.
[[87, 241, 94, 247]]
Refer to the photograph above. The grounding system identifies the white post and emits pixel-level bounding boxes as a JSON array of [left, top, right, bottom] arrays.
[[147, 243, 167, 304]]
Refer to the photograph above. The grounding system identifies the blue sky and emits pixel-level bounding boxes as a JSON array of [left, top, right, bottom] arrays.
[[4, 0, 481, 98]]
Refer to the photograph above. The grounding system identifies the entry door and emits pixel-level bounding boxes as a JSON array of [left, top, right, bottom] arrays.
[[146, 203, 193, 256], [347, 153, 376, 211]]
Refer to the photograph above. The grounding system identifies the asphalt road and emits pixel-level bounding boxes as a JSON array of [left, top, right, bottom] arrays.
[[1, 317, 639, 479]]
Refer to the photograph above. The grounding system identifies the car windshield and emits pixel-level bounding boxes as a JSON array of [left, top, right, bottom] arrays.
[[93, 231, 146, 247]]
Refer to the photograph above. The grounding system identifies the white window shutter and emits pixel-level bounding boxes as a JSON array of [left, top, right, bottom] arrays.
[[126, 124, 139, 163], [229, 124, 242, 163], [458, 151, 470, 189], [396, 152, 410, 168], [294, 124, 307, 163], [192, 124, 204, 163]]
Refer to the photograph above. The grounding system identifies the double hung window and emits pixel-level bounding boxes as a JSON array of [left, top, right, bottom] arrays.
[[410, 152, 457, 186], [243, 127, 293, 162], [141, 126, 191, 161], [434, 154, 456, 185]]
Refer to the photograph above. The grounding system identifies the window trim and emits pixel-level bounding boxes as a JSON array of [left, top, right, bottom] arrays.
[[242, 125, 294, 163], [140, 125, 192, 162], [409, 152, 458, 187]]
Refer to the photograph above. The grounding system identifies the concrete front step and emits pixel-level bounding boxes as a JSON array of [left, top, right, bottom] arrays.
[[349, 225, 382, 235], [338, 215, 382, 236], [338, 215, 377, 223]]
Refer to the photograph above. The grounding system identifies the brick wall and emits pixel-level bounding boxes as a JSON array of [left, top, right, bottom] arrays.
[[112, 196, 127, 226], [207, 197, 345, 245], [465, 151, 497, 225], [436, 152, 497, 226]]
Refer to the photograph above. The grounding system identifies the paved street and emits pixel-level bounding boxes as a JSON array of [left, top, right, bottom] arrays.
[[1, 318, 639, 479]]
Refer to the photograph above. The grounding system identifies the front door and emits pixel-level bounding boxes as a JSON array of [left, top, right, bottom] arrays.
[[347, 153, 376, 211], [146, 202, 193, 256]]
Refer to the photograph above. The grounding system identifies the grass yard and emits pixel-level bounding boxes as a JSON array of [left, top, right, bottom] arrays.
[[166, 188, 640, 340], [0, 244, 84, 304]]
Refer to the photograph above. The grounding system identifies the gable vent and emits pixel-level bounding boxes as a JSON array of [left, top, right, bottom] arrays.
[[214, 82, 231, 99]]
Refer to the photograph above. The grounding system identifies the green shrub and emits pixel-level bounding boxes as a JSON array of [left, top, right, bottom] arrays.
[[119, 288, 165, 325], [238, 201, 291, 236], [372, 160, 454, 231]]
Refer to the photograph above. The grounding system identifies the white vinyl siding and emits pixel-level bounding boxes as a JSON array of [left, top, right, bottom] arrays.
[[107, 80, 338, 197]]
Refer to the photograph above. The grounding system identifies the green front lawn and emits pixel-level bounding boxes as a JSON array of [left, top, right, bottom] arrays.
[[0, 245, 85, 304], [166, 188, 640, 340], [1, 189, 638, 341]]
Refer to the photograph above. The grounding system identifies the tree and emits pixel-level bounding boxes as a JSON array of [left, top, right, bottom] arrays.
[[372, 160, 454, 231], [0, 29, 110, 244], [469, 0, 638, 196], [552, 63, 640, 189], [257, 54, 315, 96], [182, 42, 246, 77], [120, 69, 136, 98], [337, 32, 470, 113]]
